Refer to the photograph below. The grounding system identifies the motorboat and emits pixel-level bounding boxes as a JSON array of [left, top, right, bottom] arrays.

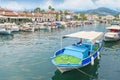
[[104, 25, 120, 41], [51, 31, 103, 73], [0, 28, 11, 35]]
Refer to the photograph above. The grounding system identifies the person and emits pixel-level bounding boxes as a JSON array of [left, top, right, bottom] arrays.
[[80, 38, 82, 44]]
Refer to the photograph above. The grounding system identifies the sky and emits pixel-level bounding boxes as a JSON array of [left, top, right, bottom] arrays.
[[0, 0, 120, 11]]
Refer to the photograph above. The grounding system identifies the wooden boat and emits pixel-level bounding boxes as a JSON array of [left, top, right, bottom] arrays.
[[104, 26, 120, 41], [51, 31, 103, 73]]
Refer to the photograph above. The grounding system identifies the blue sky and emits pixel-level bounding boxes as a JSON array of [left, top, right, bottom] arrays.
[[0, 0, 120, 11]]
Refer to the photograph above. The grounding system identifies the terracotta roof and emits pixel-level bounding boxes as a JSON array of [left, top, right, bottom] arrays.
[[0, 7, 6, 11], [33, 13, 42, 17], [42, 11, 58, 14], [17, 11, 26, 16], [2, 11, 18, 17], [25, 12, 34, 17]]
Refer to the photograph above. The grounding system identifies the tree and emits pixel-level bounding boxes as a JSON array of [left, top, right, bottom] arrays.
[[80, 14, 87, 21], [34, 7, 41, 13], [59, 10, 63, 14], [48, 5, 52, 10], [41, 9, 45, 12], [64, 10, 68, 15], [51, 8, 55, 11], [48, 5, 55, 11], [73, 15, 79, 20]]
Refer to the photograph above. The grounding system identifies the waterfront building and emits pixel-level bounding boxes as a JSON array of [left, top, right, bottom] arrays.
[[0, 7, 75, 23], [85, 14, 99, 21]]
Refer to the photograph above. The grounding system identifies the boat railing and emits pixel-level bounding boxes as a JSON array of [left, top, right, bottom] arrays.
[[82, 46, 102, 65], [55, 48, 65, 56]]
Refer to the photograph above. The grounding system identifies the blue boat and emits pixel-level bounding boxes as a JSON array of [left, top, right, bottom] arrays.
[[51, 31, 103, 73]]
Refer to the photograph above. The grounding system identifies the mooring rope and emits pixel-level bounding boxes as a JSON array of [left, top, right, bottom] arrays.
[[73, 67, 98, 80]]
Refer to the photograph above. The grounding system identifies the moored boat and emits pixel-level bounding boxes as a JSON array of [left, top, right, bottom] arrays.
[[0, 28, 11, 35], [51, 31, 103, 73], [104, 25, 120, 41]]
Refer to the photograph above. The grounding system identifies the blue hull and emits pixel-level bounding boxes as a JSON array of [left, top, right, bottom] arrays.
[[52, 44, 102, 73]]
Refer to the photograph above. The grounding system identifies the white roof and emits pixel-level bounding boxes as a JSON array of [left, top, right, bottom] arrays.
[[63, 31, 103, 44], [106, 26, 120, 30]]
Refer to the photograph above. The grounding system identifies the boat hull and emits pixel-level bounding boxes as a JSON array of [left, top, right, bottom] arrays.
[[57, 66, 79, 73], [104, 37, 120, 41], [0, 30, 11, 35], [104, 34, 120, 41], [54, 47, 102, 73]]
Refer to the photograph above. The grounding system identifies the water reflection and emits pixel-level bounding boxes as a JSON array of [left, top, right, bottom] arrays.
[[52, 59, 99, 80], [0, 35, 14, 41], [103, 40, 120, 49]]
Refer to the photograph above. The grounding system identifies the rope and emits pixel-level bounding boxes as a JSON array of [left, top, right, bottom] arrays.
[[73, 67, 98, 80]]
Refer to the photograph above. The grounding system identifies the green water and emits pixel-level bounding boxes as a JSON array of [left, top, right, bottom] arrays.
[[0, 24, 120, 80]]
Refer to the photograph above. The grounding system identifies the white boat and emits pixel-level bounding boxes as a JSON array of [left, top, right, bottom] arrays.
[[20, 23, 34, 32], [104, 26, 120, 41], [0, 28, 11, 35], [10, 25, 19, 32], [51, 31, 103, 73]]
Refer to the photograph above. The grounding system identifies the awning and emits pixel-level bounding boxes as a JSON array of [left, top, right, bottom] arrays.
[[106, 26, 120, 30], [63, 31, 103, 44]]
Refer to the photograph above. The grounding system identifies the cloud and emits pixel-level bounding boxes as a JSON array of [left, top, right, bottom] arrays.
[[95, 0, 120, 10], [1, 1, 36, 11], [39, 0, 97, 11], [1, 0, 120, 11], [1, 1, 23, 10]]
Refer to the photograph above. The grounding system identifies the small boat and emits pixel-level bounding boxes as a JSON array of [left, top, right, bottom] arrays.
[[111, 22, 119, 25], [104, 26, 120, 41], [0, 28, 11, 35], [20, 23, 34, 32], [3, 23, 19, 32], [51, 31, 103, 73], [10, 25, 19, 32]]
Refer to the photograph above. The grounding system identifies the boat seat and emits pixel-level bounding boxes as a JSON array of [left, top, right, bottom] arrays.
[[63, 46, 88, 59]]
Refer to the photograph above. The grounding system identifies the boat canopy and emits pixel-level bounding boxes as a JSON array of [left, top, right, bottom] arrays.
[[63, 31, 103, 44], [106, 26, 120, 30]]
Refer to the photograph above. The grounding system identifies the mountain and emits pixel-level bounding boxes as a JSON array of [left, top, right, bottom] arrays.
[[76, 7, 120, 16]]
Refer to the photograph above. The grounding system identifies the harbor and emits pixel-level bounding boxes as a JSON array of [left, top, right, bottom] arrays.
[[0, 24, 120, 80], [0, 0, 120, 80]]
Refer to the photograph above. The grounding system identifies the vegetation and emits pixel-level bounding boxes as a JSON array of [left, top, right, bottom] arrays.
[[34, 7, 41, 13], [59, 10, 63, 14], [64, 10, 68, 15], [54, 54, 81, 64], [80, 13, 87, 21], [73, 15, 79, 20], [48, 5, 55, 11]]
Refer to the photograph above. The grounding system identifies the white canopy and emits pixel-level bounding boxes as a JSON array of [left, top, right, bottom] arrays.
[[63, 31, 103, 44], [106, 26, 120, 30]]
